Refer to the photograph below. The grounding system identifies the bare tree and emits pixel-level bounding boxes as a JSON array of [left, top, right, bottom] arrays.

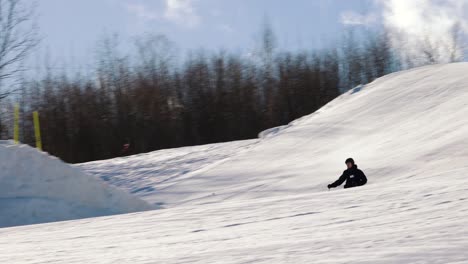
[[0, 0, 38, 99], [419, 33, 439, 65], [256, 18, 277, 123], [340, 29, 364, 90], [135, 34, 176, 75], [448, 22, 463, 63]]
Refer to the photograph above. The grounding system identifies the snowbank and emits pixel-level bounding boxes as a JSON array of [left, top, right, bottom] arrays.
[[78, 140, 259, 206], [9, 63, 466, 263], [80, 63, 468, 208], [124, 63, 468, 206], [0, 141, 152, 228], [258, 125, 288, 139]]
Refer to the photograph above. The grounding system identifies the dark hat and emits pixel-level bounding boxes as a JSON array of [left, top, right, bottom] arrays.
[[345, 158, 355, 164]]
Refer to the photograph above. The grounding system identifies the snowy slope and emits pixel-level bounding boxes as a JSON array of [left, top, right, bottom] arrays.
[[0, 141, 152, 228], [78, 140, 259, 206], [155, 62, 468, 205], [2, 63, 468, 263], [80, 63, 468, 208]]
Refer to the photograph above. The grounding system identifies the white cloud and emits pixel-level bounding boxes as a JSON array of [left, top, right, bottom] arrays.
[[164, 0, 201, 28], [381, 0, 468, 65], [340, 0, 468, 65], [124, 0, 201, 29], [340, 11, 377, 26], [125, 3, 158, 21]]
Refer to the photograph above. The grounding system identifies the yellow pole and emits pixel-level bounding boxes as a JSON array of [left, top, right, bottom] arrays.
[[33, 111, 42, 151], [13, 104, 19, 144]]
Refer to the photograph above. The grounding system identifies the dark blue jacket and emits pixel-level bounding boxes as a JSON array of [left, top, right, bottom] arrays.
[[329, 165, 367, 189]]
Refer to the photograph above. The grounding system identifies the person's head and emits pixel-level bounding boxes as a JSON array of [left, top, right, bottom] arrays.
[[345, 158, 355, 169]]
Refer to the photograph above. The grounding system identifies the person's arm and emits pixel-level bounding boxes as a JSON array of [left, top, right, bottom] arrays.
[[359, 170, 367, 185], [328, 172, 347, 188]]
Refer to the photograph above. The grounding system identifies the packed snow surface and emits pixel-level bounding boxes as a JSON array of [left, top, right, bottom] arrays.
[[0, 141, 151, 228], [2, 63, 468, 263], [78, 139, 260, 206]]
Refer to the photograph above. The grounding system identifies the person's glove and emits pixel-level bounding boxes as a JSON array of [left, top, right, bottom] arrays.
[[328, 184, 333, 189]]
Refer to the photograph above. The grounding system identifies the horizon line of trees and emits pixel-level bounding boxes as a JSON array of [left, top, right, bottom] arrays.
[[0, 1, 465, 163], [0, 28, 398, 163]]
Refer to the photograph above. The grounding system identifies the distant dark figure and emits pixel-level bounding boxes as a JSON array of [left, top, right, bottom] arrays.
[[328, 158, 367, 189], [120, 143, 131, 156]]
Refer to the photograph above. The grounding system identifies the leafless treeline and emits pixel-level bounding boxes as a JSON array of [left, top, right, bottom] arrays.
[[0, 1, 465, 163], [2, 29, 397, 163]]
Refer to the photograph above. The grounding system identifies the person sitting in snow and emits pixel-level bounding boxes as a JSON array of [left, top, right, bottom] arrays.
[[328, 158, 367, 189]]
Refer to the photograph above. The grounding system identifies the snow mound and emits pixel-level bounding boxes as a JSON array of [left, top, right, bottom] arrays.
[[78, 140, 259, 206], [4, 63, 468, 263], [258, 125, 288, 138], [0, 141, 152, 228], [140, 63, 468, 205], [82, 63, 468, 207]]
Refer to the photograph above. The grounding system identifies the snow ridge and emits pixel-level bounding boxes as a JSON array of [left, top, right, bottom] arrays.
[[0, 141, 152, 228]]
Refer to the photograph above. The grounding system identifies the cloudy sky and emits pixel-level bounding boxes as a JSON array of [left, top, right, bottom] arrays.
[[36, 0, 379, 64], [35, 0, 468, 67]]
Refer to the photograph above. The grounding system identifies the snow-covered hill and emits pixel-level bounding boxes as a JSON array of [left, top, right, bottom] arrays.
[[2, 63, 468, 263], [78, 139, 260, 206], [0, 141, 152, 228], [79, 63, 468, 208]]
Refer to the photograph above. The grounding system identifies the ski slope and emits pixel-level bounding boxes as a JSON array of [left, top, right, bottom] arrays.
[[2, 63, 468, 263], [78, 139, 260, 206], [0, 141, 151, 228]]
